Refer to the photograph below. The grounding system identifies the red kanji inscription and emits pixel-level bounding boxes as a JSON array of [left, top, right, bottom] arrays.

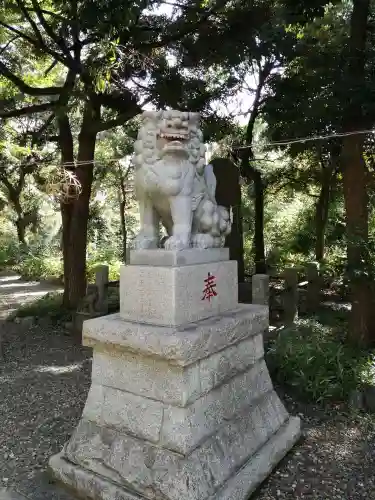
[[202, 272, 217, 302]]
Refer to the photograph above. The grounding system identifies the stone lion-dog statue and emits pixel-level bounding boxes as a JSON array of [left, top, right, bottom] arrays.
[[132, 109, 231, 251]]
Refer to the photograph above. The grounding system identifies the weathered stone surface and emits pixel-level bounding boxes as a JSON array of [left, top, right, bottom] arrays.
[[283, 267, 298, 325], [20, 316, 35, 327], [188, 390, 288, 491], [85, 358, 274, 456], [82, 383, 105, 422], [91, 351, 201, 406], [129, 248, 230, 267], [49, 453, 140, 500], [349, 389, 365, 410], [50, 401, 300, 500], [63, 419, 181, 497], [252, 274, 269, 306], [212, 417, 301, 500], [0, 489, 28, 500], [160, 360, 273, 453], [364, 385, 375, 412], [120, 261, 238, 327], [91, 334, 263, 407], [199, 334, 264, 395], [83, 304, 268, 366], [82, 384, 164, 442]]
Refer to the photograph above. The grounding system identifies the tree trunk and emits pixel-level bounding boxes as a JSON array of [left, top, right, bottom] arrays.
[[119, 198, 127, 262], [15, 218, 26, 245], [57, 114, 75, 308], [315, 160, 336, 262], [240, 65, 269, 276], [230, 201, 245, 283], [118, 170, 128, 263], [341, 0, 374, 346], [58, 102, 99, 309], [342, 135, 373, 345], [252, 169, 266, 274], [66, 103, 99, 309]]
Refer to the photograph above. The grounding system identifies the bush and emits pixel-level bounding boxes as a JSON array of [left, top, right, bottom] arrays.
[[16, 254, 62, 281], [86, 258, 121, 283], [10, 291, 70, 321], [0, 239, 22, 267], [267, 318, 375, 404]]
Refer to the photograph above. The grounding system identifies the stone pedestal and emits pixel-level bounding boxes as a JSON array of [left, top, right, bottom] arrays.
[[49, 249, 300, 500]]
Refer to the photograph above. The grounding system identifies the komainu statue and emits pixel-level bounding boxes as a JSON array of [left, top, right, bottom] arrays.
[[132, 109, 231, 250]]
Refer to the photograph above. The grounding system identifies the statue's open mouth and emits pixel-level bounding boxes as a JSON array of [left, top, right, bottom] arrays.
[[158, 129, 190, 158], [160, 140, 189, 158], [159, 132, 187, 140]]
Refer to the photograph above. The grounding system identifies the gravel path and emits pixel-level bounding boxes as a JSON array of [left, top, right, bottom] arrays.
[[0, 276, 374, 499], [0, 271, 62, 319]]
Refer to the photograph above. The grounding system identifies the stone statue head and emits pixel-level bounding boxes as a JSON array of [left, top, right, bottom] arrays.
[[133, 109, 206, 172]]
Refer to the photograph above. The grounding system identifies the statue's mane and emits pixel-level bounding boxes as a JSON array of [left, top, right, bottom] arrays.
[[133, 110, 206, 174]]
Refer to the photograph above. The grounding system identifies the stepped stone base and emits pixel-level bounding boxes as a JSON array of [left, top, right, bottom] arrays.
[[49, 416, 300, 500], [49, 254, 300, 500]]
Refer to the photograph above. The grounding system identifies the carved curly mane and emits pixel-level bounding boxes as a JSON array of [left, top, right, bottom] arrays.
[[133, 110, 206, 174]]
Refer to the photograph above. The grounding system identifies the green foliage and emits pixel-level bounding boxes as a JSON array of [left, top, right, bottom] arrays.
[[86, 257, 121, 283], [0, 238, 22, 267], [267, 316, 375, 404], [16, 254, 62, 281]]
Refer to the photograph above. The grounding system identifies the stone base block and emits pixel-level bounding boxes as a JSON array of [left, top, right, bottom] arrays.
[[129, 248, 230, 267], [49, 415, 300, 500], [83, 305, 269, 367], [120, 260, 238, 326]]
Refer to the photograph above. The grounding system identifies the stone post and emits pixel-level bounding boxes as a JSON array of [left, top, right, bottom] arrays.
[[283, 267, 298, 325], [95, 265, 109, 314], [306, 262, 320, 313], [252, 274, 269, 306]]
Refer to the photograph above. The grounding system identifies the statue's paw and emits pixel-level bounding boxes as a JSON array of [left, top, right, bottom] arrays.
[[131, 234, 158, 250], [191, 233, 215, 249], [164, 235, 190, 251]]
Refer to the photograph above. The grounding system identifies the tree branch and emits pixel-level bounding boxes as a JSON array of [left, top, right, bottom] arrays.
[[141, 0, 229, 48], [0, 20, 39, 46], [94, 112, 138, 133], [0, 102, 59, 119], [26, 7, 65, 21], [44, 60, 59, 76], [94, 93, 152, 132], [16, 0, 45, 46], [0, 35, 19, 56], [30, 113, 56, 146], [0, 20, 65, 64], [31, 0, 73, 61], [0, 61, 63, 96], [70, 0, 81, 62]]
